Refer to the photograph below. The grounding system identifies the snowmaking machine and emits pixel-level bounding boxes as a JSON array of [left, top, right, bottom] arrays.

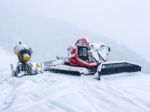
[[43, 39, 141, 80], [11, 42, 43, 77]]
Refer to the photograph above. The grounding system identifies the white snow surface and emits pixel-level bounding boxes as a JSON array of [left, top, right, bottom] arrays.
[[0, 48, 150, 112], [0, 47, 16, 72]]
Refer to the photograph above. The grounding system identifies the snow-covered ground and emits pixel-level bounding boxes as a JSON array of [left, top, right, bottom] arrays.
[[0, 47, 16, 72], [0, 48, 150, 112]]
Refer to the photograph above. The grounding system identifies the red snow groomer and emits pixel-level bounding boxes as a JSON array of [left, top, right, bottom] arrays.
[[44, 38, 141, 80], [69, 38, 98, 68]]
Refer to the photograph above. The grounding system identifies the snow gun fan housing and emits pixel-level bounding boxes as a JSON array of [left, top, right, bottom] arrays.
[[14, 42, 32, 63]]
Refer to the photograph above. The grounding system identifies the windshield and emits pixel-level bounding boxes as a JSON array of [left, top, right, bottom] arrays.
[[78, 46, 89, 61]]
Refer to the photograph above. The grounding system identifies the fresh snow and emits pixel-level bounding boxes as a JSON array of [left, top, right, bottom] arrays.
[[0, 48, 150, 112], [0, 47, 16, 72]]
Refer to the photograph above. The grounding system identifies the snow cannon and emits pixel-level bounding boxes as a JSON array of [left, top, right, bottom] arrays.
[[11, 42, 38, 77]]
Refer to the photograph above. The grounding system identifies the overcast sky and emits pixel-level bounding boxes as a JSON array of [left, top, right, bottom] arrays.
[[1, 0, 150, 61]]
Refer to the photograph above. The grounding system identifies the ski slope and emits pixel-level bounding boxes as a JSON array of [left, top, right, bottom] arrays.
[[1, 48, 150, 112]]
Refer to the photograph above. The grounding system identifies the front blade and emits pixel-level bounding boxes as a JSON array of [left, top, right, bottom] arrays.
[[99, 62, 142, 75]]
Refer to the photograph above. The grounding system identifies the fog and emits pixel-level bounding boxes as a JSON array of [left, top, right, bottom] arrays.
[[0, 0, 150, 61]]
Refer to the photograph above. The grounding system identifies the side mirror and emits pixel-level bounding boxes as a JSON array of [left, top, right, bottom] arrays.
[[108, 47, 111, 52]]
